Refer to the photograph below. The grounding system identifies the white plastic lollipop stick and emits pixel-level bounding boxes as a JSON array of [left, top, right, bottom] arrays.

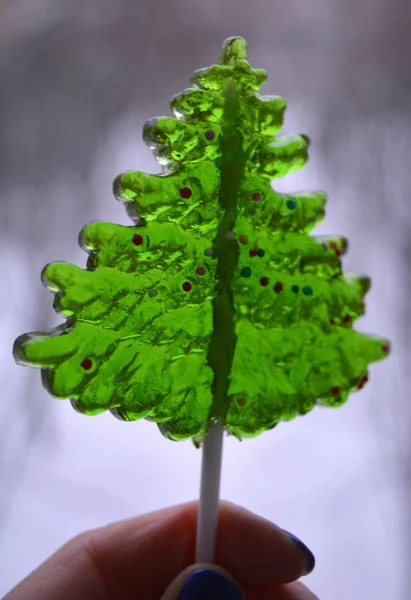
[[195, 419, 225, 563]]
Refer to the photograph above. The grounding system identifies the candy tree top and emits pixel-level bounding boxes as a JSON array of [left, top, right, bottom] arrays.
[[13, 37, 390, 445]]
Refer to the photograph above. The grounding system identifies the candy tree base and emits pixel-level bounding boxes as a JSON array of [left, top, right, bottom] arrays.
[[196, 419, 225, 563]]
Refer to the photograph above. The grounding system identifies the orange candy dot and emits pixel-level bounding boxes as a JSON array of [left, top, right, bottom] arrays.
[[330, 241, 341, 256]]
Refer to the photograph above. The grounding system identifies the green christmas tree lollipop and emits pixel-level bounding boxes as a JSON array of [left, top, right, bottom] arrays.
[[13, 36, 390, 564]]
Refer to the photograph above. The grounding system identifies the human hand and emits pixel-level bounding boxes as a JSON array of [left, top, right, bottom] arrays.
[[3, 501, 318, 599]]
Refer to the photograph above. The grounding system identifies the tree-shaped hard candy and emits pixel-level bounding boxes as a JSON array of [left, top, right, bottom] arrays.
[[13, 37, 390, 445]]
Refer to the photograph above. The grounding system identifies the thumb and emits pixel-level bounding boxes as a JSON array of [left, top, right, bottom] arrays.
[[160, 563, 244, 600]]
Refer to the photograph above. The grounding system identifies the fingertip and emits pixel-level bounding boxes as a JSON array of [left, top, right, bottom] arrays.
[[160, 564, 243, 600], [281, 530, 316, 576], [216, 502, 313, 584]]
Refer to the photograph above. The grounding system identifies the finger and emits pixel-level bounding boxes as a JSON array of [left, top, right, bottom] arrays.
[[4, 500, 314, 600], [84, 500, 313, 588], [245, 580, 320, 599], [280, 581, 320, 599], [216, 502, 314, 585], [160, 564, 244, 600], [160, 566, 319, 600]]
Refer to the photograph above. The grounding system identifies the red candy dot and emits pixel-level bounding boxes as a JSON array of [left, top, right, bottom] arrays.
[[274, 282, 283, 293], [344, 314, 352, 323], [81, 358, 93, 370], [179, 187, 192, 199], [260, 277, 269, 286], [252, 192, 262, 202], [249, 248, 258, 257], [196, 267, 206, 276], [237, 398, 247, 407], [331, 386, 341, 396], [132, 234, 143, 246], [382, 342, 390, 353], [239, 235, 248, 245], [182, 281, 192, 292], [357, 375, 369, 390]]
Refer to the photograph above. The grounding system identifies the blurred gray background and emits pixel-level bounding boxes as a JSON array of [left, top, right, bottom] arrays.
[[1, 1, 409, 598]]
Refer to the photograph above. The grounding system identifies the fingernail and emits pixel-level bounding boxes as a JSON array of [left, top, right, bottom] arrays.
[[177, 568, 242, 600], [282, 529, 316, 575]]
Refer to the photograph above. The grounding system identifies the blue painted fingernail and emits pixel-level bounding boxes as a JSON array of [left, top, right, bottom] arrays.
[[282, 530, 316, 575], [177, 568, 242, 599]]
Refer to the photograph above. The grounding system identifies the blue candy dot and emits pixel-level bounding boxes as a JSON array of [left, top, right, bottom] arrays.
[[257, 249, 265, 257], [291, 284, 299, 294], [287, 199, 297, 210], [241, 266, 252, 278], [302, 286, 313, 296]]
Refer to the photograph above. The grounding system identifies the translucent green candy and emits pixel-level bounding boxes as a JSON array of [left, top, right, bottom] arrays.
[[13, 37, 390, 444]]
